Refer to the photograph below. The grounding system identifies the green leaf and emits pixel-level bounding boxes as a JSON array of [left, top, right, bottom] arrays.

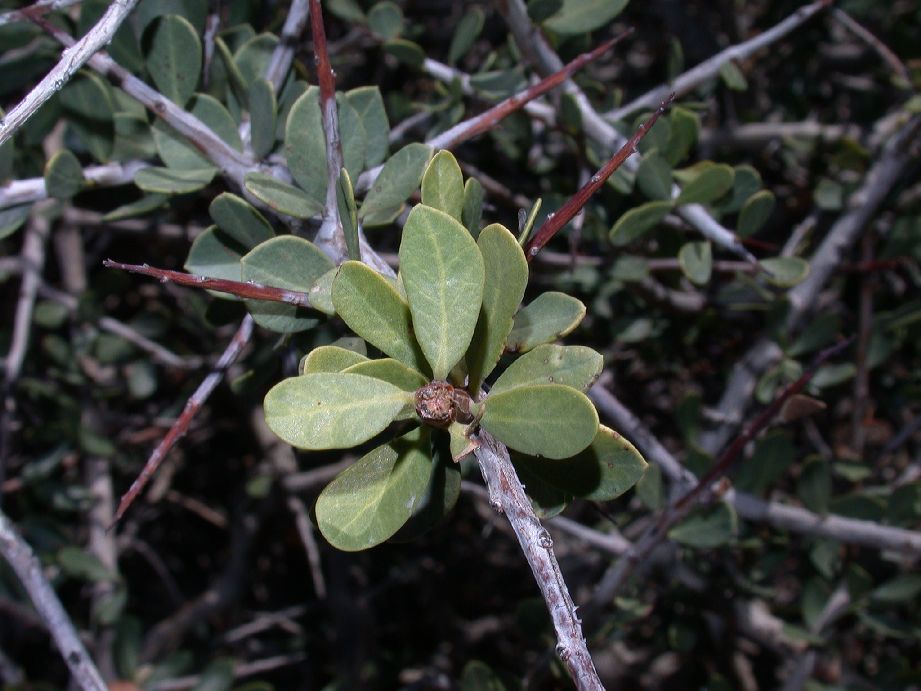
[[467, 223, 528, 392], [284, 87, 327, 209], [300, 345, 369, 374], [669, 502, 737, 548], [337, 168, 360, 261], [243, 172, 324, 218], [308, 267, 337, 315], [234, 32, 279, 85], [111, 113, 157, 162], [346, 86, 389, 168], [190, 659, 234, 691], [241, 236, 333, 332], [208, 193, 274, 249], [719, 61, 748, 91], [393, 435, 462, 541], [383, 38, 425, 67], [448, 7, 484, 65], [0, 205, 31, 241], [636, 152, 673, 201], [870, 574, 921, 604], [343, 358, 428, 393], [609, 200, 673, 245], [316, 427, 432, 551], [44, 150, 84, 199], [59, 72, 115, 122], [332, 261, 428, 373], [400, 205, 485, 380], [248, 78, 277, 159], [462, 177, 485, 236], [368, 1, 404, 39], [480, 384, 598, 459], [57, 546, 115, 582], [674, 163, 735, 206], [264, 372, 411, 450], [421, 150, 465, 221], [184, 226, 245, 298], [491, 344, 602, 394], [797, 457, 830, 515], [678, 241, 712, 285], [134, 166, 214, 194], [506, 292, 585, 353], [527, 0, 563, 23], [665, 106, 699, 165], [337, 93, 367, 178], [145, 15, 201, 106], [543, 0, 628, 34], [514, 425, 647, 501], [738, 190, 775, 237], [153, 94, 241, 170], [102, 193, 168, 222], [718, 164, 762, 214], [359, 143, 433, 225], [762, 257, 810, 287], [515, 454, 570, 517]]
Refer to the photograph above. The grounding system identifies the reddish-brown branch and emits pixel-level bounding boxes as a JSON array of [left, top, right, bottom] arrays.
[[110, 316, 255, 526], [524, 93, 674, 261], [102, 259, 314, 308], [431, 30, 633, 151]]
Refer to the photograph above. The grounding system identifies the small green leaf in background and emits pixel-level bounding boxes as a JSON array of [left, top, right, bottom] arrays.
[[337, 168, 361, 261], [300, 345, 369, 375], [243, 172, 324, 218], [761, 256, 810, 287], [103, 193, 168, 222], [678, 241, 712, 285], [480, 384, 598, 459], [870, 574, 921, 605], [674, 162, 735, 205], [329, 0, 366, 22], [332, 261, 429, 373], [738, 189, 775, 237], [814, 177, 843, 211], [797, 457, 830, 515], [248, 78, 277, 159], [527, 0, 563, 23], [190, 659, 234, 691], [448, 7, 485, 65], [346, 86, 390, 168], [719, 60, 748, 91], [718, 164, 762, 214], [467, 223, 528, 392], [368, 1, 404, 39], [421, 150, 465, 221], [337, 93, 367, 178], [506, 292, 586, 352], [316, 427, 433, 551], [543, 0, 628, 34], [383, 38, 425, 67], [57, 546, 115, 582], [208, 193, 274, 249], [44, 150, 85, 199], [134, 166, 215, 194], [462, 177, 485, 236], [515, 425, 646, 501], [0, 206, 29, 241], [359, 143, 433, 226], [241, 236, 332, 332], [461, 660, 507, 691], [491, 344, 602, 394], [399, 205, 485, 380], [264, 372, 411, 450], [669, 502, 737, 548], [666, 106, 699, 166], [145, 15, 201, 106], [636, 152, 673, 201], [284, 88, 327, 209], [609, 200, 673, 245]]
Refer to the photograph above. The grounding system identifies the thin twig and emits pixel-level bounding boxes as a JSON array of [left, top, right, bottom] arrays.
[[147, 653, 307, 691], [831, 7, 911, 85], [265, 0, 310, 90], [524, 95, 673, 260], [0, 160, 150, 210], [605, 0, 833, 121], [102, 260, 314, 308], [0, 509, 107, 691], [0, 0, 82, 26], [111, 316, 255, 525], [473, 431, 603, 691], [0, 0, 140, 145]]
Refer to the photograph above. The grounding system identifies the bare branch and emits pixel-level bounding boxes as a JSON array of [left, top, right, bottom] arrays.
[[1, 0, 139, 145], [0, 509, 107, 691], [831, 7, 911, 85], [265, 0, 310, 90], [0, 0, 81, 26], [0, 160, 150, 210]]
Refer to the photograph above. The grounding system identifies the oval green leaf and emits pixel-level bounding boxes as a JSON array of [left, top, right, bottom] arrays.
[[337, 168, 360, 261], [480, 383, 598, 459], [491, 344, 602, 395], [467, 223, 528, 392], [506, 292, 585, 353], [399, 205, 485, 380], [243, 172, 324, 218], [337, 93, 367, 179], [184, 226, 245, 300], [678, 241, 712, 285], [359, 143, 433, 226], [135, 166, 214, 194], [44, 150, 85, 199], [264, 372, 411, 450], [315, 427, 432, 551], [209, 192, 274, 249], [284, 87, 326, 210], [421, 150, 465, 221], [248, 78, 277, 159], [241, 236, 333, 332], [636, 151, 673, 201], [762, 256, 810, 287], [344, 358, 428, 420], [144, 15, 201, 106], [383, 38, 424, 67], [368, 1, 404, 39], [543, 0, 628, 34], [674, 162, 735, 206], [346, 86, 390, 168], [668, 502, 738, 548], [462, 177, 485, 236], [609, 200, 673, 246], [300, 345, 369, 375], [513, 425, 647, 501], [738, 189, 775, 237], [332, 261, 428, 374]]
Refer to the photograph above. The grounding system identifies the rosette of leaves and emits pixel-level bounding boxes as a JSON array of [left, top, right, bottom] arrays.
[[264, 151, 647, 550]]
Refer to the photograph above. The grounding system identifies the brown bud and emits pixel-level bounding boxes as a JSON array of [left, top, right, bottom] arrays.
[[415, 380, 456, 428]]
